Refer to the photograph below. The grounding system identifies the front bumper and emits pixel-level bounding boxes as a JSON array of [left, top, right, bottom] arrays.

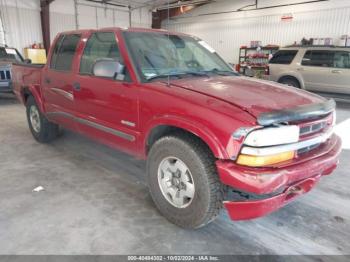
[[216, 134, 341, 220]]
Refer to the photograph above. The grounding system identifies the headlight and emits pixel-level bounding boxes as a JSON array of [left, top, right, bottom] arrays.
[[235, 125, 300, 167], [244, 125, 300, 147]]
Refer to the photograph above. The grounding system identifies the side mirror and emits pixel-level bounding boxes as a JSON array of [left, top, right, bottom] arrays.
[[92, 59, 125, 81], [24, 59, 32, 64]]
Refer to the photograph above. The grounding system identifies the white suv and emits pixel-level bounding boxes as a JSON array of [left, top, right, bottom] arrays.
[[269, 46, 350, 95]]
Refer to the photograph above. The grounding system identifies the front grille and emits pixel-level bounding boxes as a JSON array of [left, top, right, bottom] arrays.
[[296, 113, 333, 155], [0, 70, 11, 80], [300, 121, 327, 136]]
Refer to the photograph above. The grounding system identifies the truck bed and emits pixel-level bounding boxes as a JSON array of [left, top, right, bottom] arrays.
[[12, 63, 43, 102]]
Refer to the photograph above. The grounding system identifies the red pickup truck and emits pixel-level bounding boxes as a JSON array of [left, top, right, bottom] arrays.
[[12, 28, 341, 228]]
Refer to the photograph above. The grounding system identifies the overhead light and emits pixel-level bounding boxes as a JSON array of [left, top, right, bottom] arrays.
[[156, 0, 210, 11]]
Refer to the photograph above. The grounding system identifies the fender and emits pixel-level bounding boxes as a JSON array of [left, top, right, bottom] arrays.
[[23, 84, 45, 113], [142, 115, 229, 160]]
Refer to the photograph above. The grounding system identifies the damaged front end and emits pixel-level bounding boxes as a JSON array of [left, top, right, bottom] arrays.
[[217, 99, 341, 220]]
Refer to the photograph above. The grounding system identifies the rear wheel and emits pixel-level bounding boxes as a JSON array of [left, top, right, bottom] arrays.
[[279, 76, 300, 88], [26, 96, 60, 143], [147, 133, 223, 229]]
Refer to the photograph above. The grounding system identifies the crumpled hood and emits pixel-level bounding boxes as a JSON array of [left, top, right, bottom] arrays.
[[169, 76, 324, 117]]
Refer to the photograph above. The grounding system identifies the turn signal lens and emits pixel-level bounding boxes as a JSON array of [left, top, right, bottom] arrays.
[[237, 151, 295, 167]]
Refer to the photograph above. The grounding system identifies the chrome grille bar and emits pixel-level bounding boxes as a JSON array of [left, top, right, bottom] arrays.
[[241, 128, 333, 156]]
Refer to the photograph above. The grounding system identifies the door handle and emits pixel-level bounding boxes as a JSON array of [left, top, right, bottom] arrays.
[[45, 77, 51, 84], [331, 70, 342, 74], [73, 82, 81, 91], [297, 68, 305, 71]]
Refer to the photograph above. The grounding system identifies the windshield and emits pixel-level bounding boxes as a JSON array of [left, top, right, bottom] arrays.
[[124, 32, 235, 81], [0, 47, 24, 62]]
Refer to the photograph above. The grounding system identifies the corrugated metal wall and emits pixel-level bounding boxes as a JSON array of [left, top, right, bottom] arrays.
[[50, 12, 76, 42], [0, 1, 42, 52], [50, 1, 152, 42], [0, 11, 5, 45], [165, 5, 350, 63], [0, 0, 152, 51]]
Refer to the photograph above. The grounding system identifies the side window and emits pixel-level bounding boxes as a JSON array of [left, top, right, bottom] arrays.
[[0, 47, 6, 58], [334, 51, 350, 69], [80, 32, 120, 74], [301, 50, 312, 66], [50, 35, 64, 69], [51, 34, 81, 71], [302, 50, 334, 67], [269, 50, 298, 64]]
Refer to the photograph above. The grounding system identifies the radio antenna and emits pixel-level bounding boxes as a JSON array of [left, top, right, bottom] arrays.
[[166, 0, 170, 87]]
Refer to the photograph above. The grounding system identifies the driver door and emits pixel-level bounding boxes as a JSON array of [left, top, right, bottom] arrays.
[[73, 31, 139, 153]]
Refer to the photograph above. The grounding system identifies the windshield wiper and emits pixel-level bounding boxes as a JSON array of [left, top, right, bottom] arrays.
[[146, 73, 183, 81], [147, 70, 209, 82], [202, 68, 238, 76], [180, 70, 209, 77]]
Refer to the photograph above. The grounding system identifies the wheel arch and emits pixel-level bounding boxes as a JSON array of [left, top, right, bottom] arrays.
[[143, 118, 228, 160], [278, 74, 305, 89], [21, 84, 44, 113]]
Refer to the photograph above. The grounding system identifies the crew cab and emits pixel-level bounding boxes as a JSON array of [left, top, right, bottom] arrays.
[[12, 28, 341, 228]]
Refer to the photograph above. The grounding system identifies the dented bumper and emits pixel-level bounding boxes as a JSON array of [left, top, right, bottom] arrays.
[[216, 134, 341, 220]]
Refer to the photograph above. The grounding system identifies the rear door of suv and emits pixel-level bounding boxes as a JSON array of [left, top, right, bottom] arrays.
[[331, 50, 350, 94], [299, 49, 350, 94]]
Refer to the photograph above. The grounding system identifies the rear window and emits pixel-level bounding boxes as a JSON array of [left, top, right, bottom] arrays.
[[334, 51, 350, 69], [301, 50, 334, 67], [269, 50, 298, 64], [50, 34, 81, 71], [50, 35, 64, 69]]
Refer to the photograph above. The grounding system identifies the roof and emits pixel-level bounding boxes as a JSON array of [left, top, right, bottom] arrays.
[[58, 27, 189, 37], [281, 45, 350, 50]]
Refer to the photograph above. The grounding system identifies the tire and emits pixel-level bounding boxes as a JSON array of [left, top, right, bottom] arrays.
[[147, 133, 223, 229], [26, 96, 60, 143], [279, 76, 300, 88]]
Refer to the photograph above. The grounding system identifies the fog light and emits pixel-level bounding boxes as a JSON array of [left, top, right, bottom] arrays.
[[237, 151, 295, 167]]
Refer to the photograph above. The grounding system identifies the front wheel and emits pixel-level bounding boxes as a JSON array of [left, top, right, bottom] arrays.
[[147, 133, 223, 229], [279, 77, 300, 88], [26, 96, 60, 143]]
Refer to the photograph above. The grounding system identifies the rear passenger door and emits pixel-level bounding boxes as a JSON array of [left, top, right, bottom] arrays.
[[42, 34, 81, 129], [299, 50, 336, 92]]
